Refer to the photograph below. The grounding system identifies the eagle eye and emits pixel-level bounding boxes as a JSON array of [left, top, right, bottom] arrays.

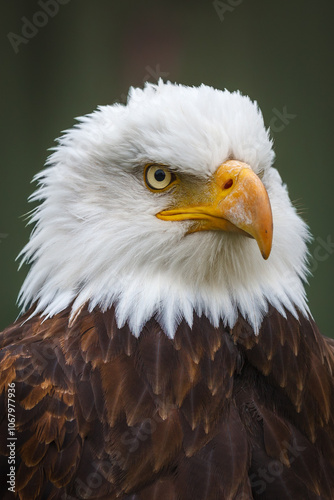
[[144, 164, 176, 191]]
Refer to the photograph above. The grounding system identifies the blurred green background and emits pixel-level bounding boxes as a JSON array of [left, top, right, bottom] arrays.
[[1, 0, 333, 336]]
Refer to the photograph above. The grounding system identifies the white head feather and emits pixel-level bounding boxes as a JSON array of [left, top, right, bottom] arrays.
[[19, 81, 310, 337]]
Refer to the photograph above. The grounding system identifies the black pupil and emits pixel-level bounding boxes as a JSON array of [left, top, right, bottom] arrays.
[[154, 169, 166, 182]]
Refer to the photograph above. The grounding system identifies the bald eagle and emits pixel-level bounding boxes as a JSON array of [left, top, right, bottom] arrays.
[[1, 82, 333, 500]]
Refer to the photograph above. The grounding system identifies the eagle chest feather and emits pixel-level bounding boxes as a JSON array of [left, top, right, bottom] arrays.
[[0, 305, 333, 499]]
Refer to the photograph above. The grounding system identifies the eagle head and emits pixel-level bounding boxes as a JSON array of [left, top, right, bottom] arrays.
[[19, 81, 310, 336]]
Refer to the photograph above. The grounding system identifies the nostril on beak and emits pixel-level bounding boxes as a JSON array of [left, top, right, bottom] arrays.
[[223, 179, 233, 190]]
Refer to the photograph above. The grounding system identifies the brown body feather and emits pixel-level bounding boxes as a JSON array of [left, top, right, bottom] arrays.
[[0, 306, 333, 499]]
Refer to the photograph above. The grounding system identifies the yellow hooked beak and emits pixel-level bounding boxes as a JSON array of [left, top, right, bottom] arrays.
[[156, 160, 273, 259]]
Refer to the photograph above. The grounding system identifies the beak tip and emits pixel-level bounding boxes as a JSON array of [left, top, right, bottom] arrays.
[[256, 220, 273, 260], [259, 237, 272, 260]]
